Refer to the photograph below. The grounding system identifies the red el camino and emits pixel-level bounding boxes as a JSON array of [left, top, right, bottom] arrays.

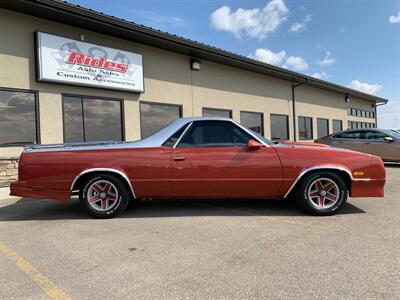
[[10, 117, 386, 218]]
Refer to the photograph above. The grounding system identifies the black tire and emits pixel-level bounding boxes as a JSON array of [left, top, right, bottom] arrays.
[[295, 171, 348, 216], [79, 173, 130, 218]]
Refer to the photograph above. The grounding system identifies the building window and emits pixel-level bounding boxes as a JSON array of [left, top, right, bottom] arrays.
[[298, 117, 313, 140], [202, 107, 232, 118], [0, 88, 38, 146], [140, 102, 182, 138], [332, 119, 342, 133], [270, 114, 289, 141], [240, 111, 264, 135], [317, 118, 329, 138], [347, 108, 352, 116], [63, 95, 123, 143], [348, 121, 353, 129]]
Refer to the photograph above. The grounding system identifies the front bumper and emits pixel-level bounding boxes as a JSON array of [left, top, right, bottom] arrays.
[[10, 181, 71, 202], [350, 178, 385, 197]]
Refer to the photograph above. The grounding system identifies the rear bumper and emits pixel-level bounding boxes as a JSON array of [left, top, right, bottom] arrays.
[[10, 181, 71, 202], [350, 179, 385, 197]]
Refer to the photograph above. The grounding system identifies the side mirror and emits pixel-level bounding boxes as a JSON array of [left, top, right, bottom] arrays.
[[384, 136, 394, 142], [247, 139, 263, 149]]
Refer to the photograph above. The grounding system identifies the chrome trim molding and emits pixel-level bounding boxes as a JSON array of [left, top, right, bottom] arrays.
[[70, 168, 136, 199], [283, 166, 353, 198], [25, 117, 272, 153], [173, 121, 193, 148]]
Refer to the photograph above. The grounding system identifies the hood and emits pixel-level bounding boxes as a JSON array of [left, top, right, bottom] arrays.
[[281, 141, 330, 148]]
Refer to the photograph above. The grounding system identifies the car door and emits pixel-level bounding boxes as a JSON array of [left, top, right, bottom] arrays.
[[171, 120, 283, 198], [363, 130, 399, 161], [331, 130, 365, 152]]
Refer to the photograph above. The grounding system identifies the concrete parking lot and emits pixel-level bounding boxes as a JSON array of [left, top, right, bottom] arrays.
[[1, 165, 399, 299]]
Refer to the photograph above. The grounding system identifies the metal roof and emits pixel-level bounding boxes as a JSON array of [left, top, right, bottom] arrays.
[[0, 0, 388, 104]]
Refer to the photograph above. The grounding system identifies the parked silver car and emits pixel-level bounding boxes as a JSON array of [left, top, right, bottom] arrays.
[[316, 128, 400, 162]]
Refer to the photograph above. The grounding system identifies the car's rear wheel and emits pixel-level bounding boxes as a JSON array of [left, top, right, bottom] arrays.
[[295, 171, 348, 216], [79, 174, 130, 218]]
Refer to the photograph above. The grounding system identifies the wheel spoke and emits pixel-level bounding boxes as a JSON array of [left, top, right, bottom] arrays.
[[315, 180, 323, 190], [318, 196, 324, 208], [103, 182, 112, 193], [101, 199, 107, 210], [89, 195, 100, 203], [87, 180, 119, 212], [307, 177, 340, 210], [325, 192, 337, 202], [323, 182, 335, 192], [92, 184, 103, 194], [107, 193, 117, 201]]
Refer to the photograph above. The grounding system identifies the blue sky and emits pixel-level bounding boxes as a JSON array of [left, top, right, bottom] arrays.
[[69, 0, 399, 127]]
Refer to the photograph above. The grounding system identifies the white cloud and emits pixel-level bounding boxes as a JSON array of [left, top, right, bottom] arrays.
[[210, 0, 289, 40], [389, 11, 400, 23], [248, 48, 309, 71], [318, 50, 336, 66], [129, 9, 187, 28], [290, 14, 312, 33], [248, 48, 286, 65], [284, 56, 309, 71], [348, 80, 383, 95], [311, 71, 327, 79]]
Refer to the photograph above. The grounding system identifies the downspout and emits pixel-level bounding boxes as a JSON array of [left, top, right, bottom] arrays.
[[292, 78, 309, 141]]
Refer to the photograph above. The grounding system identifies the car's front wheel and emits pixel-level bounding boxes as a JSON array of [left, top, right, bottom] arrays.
[[295, 171, 348, 216], [80, 174, 130, 218]]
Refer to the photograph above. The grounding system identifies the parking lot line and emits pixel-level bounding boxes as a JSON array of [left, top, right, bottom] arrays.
[[192, 201, 314, 228], [0, 241, 72, 300]]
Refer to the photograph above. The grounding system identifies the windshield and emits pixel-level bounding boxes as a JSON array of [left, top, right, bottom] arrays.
[[384, 129, 400, 139]]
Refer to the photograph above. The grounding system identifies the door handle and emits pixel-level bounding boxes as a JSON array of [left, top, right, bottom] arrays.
[[173, 157, 185, 161]]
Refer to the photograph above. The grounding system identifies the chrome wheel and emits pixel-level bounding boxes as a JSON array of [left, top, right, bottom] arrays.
[[307, 177, 339, 209], [87, 180, 119, 212]]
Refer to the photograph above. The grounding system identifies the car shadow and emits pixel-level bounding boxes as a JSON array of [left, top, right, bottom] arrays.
[[0, 197, 365, 221], [385, 163, 400, 168]]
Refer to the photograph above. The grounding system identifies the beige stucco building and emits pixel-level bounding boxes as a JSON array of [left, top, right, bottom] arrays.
[[0, 0, 388, 190]]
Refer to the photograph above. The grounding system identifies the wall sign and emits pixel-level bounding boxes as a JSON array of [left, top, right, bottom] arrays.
[[36, 32, 144, 92]]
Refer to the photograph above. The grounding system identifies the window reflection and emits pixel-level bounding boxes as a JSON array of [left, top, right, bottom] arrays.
[[140, 102, 182, 138], [0, 90, 37, 146], [317, 118, 329, 138], [63, 97, 84, 143], [270, 114, 289, 141], [202, 108, 232, 118], [83, 98, 122, 142], [63, 96, 122, 143], [332, 120, 342, 133], [299, 117, 313, 140], [240, 111, 263, 135]]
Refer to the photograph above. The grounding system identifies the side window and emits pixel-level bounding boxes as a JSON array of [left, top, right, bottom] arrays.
[[178, 121, 252, 148], [334, 131, 363, 139], [162, 124, 188, 147], [364, 131, 386, 140]]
